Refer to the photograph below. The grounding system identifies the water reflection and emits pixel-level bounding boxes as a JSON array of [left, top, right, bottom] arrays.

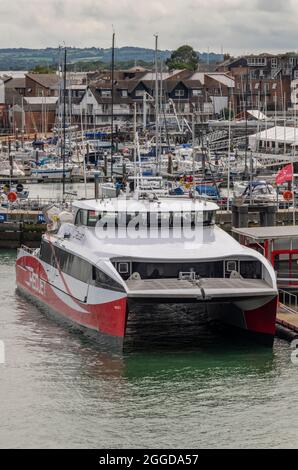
[[2, 251, 296, 449]]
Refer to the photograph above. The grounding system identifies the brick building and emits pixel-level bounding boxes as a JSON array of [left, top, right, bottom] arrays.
[[217, 53, 298, 113]]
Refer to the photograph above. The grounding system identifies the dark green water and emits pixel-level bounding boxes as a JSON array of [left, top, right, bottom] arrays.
[[1, 251, 298, 449]]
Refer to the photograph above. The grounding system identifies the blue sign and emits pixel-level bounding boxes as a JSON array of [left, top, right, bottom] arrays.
[[37, 214, 46, 224], [0, 214, 7, 223]]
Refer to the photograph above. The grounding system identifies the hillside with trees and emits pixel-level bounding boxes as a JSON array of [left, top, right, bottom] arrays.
[[0, 47, 223, 70]]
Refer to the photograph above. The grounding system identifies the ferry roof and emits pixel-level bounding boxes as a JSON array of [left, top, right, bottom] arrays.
[[54, 224, 264, 263], [73, 198, 219, 213], [233, 226, 298, 241]]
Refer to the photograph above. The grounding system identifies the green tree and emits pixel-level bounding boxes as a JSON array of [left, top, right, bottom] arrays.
[[166, 45, 198, 71], [29, 64, 56, 73], [222, 107, 234, 120]]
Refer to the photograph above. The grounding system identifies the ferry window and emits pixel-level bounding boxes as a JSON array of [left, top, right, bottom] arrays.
[[119, 263, 129, 274], [55, 248, 69, 272], [202, 211, 215, 226], [92, 266, 125, 292], [40, 241, 53, 265], [81, 210, 216, 229], [53, 248, 92, 283], [291, 254, 298, 277], [70, 255, 92, 283], [240, 261, 262, 279], [181, 212, 194, 227], [130, 261, 224, 279], [75, 210, 88, 226]]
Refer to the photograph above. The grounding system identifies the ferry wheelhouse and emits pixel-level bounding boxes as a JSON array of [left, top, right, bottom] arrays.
[[16, 197, 278, 348]]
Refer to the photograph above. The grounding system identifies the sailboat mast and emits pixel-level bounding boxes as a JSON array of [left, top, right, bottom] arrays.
[[111, 32, 115, 180], [62, 46, 67, 201], [154, 34, 159, 174]]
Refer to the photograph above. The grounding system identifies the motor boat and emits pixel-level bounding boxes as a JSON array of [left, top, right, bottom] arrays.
[[31, 162, 73, 180], [234, 180, 278, 204], [0, 160, 25, 178]]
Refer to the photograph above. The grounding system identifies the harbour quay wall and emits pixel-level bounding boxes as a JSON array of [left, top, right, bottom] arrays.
[[0, 221, 45, 249], [216, 208, 298, 232], [0, 209, 46, 249]]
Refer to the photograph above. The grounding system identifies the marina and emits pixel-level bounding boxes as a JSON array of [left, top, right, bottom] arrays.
[[3, 0, 298, 451]]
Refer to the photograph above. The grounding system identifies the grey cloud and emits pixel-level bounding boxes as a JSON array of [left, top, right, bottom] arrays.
[[0, 0, 297, 54], [256, 0, 292, 12]]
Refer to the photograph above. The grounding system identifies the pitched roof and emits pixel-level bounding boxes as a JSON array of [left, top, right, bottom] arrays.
[[4, 88, 23, 106], [26, 73, 60, 89], [4, 77, 26, 89], [206, 73, 235, 88], [126, 66, 149, 73], [141, 69, 188, 80], [87, 85, 133, 105], [114, 79, 139, 93], [137, 80, 155, 91], [24, 97, 59, 105], [182, 80, 204, 89]]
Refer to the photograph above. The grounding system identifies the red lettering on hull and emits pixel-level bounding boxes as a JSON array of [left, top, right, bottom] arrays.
[[16, 256, 127, 339]]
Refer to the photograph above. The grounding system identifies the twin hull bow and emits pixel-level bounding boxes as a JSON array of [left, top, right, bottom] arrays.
[[16, 248, 278, 348]]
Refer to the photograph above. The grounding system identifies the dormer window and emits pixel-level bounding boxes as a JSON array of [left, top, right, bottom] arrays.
[[175, 89, 185, 97], [101, 89, 111, 97], [135, 90, 145, 97], [121, 90, 128, 97]]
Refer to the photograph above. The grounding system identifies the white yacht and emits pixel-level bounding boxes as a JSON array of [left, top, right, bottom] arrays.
[[31, 163, 73, 180], [0, 160, 25, 178], [234, 180, 278, 204], [16, 196, 278, 349]]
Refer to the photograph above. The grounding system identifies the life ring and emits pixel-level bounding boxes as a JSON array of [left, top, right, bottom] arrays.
[[283, 190, 293, 201], [7, 192, 17, 202]]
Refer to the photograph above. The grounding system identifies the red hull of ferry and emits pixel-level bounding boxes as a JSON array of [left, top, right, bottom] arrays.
[[16, 255, 277, 347], [16, 255, 128, 342]]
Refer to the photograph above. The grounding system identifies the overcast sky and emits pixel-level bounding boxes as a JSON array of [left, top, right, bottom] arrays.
[[0, 0, 296, 54]]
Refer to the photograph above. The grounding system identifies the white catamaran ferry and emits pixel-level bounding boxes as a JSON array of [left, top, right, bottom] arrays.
[[16, 197, 278, 348]]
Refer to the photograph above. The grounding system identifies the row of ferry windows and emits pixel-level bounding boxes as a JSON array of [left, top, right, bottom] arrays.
[[39, 241, 124, 292], [75, 210, 215, 227]]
